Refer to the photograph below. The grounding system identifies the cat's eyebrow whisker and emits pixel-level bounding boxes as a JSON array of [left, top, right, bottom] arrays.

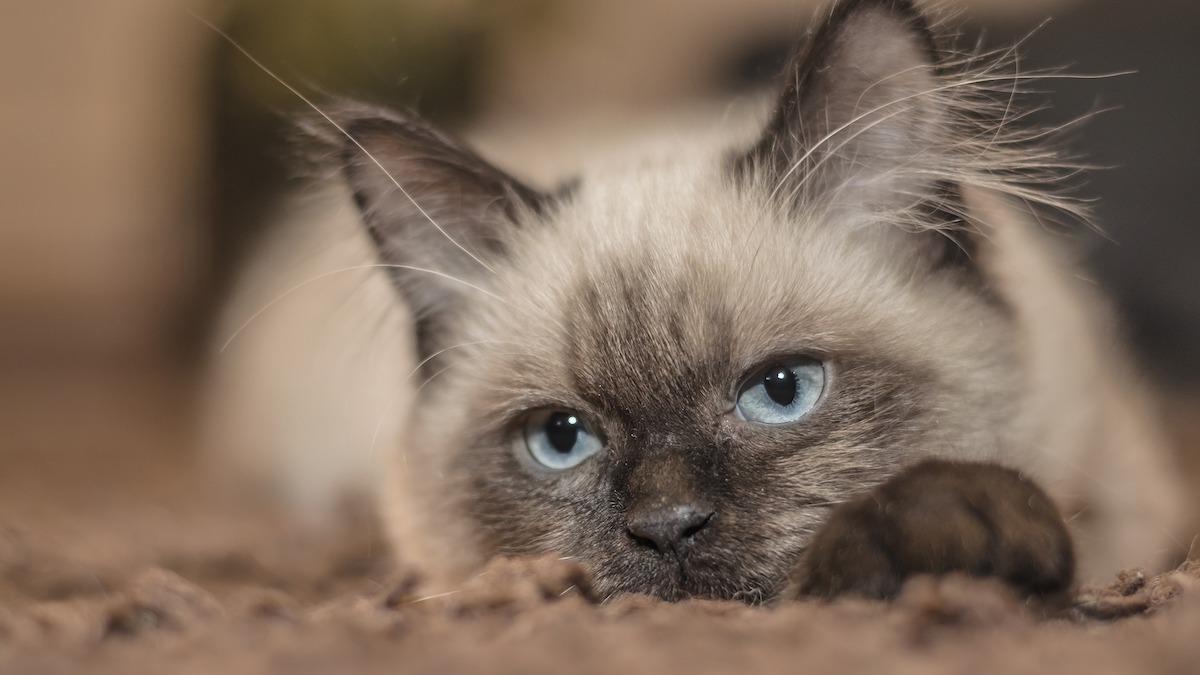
[[798, 500, 846, 509], [219, 264, 509, 353], [407, 589, 463, 604], [416, 362, 459, 393], [783, 107, 912, 206], [185, 9, 496, 276], [406, 340, 499, 378]]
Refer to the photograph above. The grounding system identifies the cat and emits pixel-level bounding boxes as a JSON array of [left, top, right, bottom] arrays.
[[209, 0, 1187, 602]]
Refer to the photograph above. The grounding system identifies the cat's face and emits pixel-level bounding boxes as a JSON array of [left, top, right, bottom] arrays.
[[332, 0, 1039, 601], [431, 165, 1019, 601]]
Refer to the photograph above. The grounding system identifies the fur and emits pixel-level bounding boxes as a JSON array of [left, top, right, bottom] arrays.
[[207, 0, 1186, 599]]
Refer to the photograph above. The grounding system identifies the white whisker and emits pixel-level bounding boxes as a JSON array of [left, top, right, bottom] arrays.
[[219, 263, 507, 352], [783, 107, 912, 205], [185, 10, 496, 275]]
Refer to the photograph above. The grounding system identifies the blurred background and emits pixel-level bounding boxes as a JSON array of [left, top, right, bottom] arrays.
[[0, 0, 1197, 563]]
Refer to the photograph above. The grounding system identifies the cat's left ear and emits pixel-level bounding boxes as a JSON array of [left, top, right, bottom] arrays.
[[328, 106, 551, 360], [741, 0, 956, 221]]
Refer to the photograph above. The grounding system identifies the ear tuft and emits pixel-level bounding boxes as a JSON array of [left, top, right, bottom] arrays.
[[737, 0, 1092, 286], [742, 0, 950, 217]]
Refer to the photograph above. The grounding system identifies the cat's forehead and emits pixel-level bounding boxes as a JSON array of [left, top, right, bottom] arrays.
[[464, 159, 936, 399], [529, 160, 803, 276], [503, 159, 902, 319]]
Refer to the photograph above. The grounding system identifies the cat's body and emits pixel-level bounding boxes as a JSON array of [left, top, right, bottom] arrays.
[[208, 0, 1186, 602]]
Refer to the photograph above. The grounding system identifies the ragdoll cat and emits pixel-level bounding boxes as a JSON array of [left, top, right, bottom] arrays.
[[215, 0, 1187, 602]]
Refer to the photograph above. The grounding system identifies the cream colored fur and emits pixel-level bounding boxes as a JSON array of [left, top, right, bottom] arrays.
[[205, 51, 1185, 590], [208, 120, 1183, 586]]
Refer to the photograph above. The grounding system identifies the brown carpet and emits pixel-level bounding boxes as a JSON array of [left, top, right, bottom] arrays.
[[2, 370, 1197, 674]]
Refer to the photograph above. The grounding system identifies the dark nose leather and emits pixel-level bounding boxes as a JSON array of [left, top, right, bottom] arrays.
[[626, 504, 714, 554]]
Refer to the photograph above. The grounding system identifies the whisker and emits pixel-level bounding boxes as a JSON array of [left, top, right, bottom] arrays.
[[219, 263, 507, 352], [415, 362, 458, 394], [782, 106, 912, 205], [185, 9, 496, 275], [798, 500, 846, 509], [407, 589, 462, 604]]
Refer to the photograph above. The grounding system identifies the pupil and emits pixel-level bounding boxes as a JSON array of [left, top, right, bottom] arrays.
[[545, 413, 580, 454], [763, 367, 797, 406]]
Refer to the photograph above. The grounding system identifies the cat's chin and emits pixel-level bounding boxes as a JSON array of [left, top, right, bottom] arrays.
[[590, 564, 785, 605]]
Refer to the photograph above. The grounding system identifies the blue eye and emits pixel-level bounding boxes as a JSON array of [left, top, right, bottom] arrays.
[[524, 410, 604, 470], [735, 359, 825, 425]]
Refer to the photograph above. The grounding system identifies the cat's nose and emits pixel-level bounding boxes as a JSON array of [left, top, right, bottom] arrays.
[[626, 504, 715, 554]]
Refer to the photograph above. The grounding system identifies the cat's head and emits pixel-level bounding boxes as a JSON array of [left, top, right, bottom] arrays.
[[329, 0, 1061, 601]]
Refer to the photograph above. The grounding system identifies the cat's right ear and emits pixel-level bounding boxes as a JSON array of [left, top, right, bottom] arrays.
[[739, 0, 949, 208], [737, 0, 996, 275], [326, 107, 550, 358]]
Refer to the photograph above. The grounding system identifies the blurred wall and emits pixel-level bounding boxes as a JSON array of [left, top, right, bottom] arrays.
[[0, 0, 1195, 381], [0, 2, 211, 370], [999, 0, 1200, 387]]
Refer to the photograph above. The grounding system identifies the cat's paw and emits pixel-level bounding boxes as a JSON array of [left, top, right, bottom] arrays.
[[795, 459, 1074, 601]]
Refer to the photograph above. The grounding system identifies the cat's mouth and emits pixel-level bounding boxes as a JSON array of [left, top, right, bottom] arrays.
[[564, 511, 815, 604], [604, 575, 782, 605], [590, 553, 787, 605]]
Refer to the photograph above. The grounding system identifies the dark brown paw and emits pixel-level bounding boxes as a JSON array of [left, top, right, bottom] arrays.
[[796, 460, 1075, 601]]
